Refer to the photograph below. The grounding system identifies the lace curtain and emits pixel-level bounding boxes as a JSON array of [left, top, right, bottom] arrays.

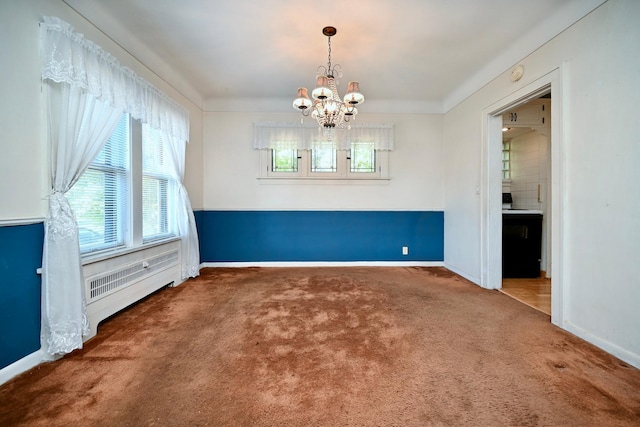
[[144, 125, 200, 279], [40, 16, 195, 359], [41, 16, 189, 142], [41, 83, 122, 358], [253, 122, 394, 151]]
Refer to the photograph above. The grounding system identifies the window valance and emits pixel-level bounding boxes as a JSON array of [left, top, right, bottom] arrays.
[[41, 16, 189, 142], [253, 122, 394, 151]]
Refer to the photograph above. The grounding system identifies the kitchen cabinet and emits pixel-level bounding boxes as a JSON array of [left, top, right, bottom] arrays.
[[502, 212, 543, 278], [503, 99, 549, 127]]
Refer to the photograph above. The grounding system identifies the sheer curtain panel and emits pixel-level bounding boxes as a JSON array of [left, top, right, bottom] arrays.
[[41, 83, 122, 358], [145, 125, 200, 279], [40, 16, 193, 359], [253, 122, 394, 151]]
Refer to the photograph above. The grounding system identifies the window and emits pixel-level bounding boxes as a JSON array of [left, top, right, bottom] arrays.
[[272, 146, 299, 172], [68, 114, 130, 253], [349, 142, 376, 173], [68, 115, 176, 255], [502, 140, 511, 179], [311, 141, 337, 173], [255, 122, 392, 180], [260, 141, 387, 180], [142, 125, 173, 241]]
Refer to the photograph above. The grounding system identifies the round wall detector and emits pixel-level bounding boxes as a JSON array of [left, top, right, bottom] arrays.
[[510, 65, 524, 82]]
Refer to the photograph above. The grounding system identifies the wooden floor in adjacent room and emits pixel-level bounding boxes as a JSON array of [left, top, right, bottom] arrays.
[[500, 277, 551, 316]]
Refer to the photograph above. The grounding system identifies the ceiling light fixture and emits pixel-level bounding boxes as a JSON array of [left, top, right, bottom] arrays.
[[292, 26, 364, 140]]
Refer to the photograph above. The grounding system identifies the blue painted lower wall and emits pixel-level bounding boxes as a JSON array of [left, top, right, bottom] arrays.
[[0, 223, 43, 370], [0, 212, 442, 370], [195, 210, 444, 263]]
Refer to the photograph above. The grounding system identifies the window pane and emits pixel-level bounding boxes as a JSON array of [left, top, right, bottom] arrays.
[[311, 142, 336, 173], [272, 148, 298, 172], [68, 114, 129, 253], [350, 142, 376, 173], [502, 140, 511, 179], [142, 124, 173, 241], [142, 176, 168, 237]]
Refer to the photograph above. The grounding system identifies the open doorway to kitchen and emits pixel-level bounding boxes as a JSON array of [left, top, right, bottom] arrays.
[[500, 94, 551, 315], [482, 67, 566, 327]]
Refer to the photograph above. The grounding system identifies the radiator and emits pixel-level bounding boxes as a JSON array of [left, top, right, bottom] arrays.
[[83, 239, 182, 339]]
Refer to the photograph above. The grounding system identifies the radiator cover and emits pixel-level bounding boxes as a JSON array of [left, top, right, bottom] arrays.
[[83, 239, 182, 339], [87, 249, 179, 302]]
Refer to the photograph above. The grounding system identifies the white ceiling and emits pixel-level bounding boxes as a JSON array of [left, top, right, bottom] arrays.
[[62, 0, 605, 113]]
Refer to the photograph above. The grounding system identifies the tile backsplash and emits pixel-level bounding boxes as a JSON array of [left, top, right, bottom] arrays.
[[507, 130, 549, 210]]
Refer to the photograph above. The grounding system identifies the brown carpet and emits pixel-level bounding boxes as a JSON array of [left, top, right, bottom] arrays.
[[1, 267, 640, 426]]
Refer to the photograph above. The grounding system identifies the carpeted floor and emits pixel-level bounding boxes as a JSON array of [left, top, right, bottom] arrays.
[[1, 267, 639, 426]]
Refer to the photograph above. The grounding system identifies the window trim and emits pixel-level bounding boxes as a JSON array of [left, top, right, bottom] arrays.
[[259, 148, 389, 181], [69, 115, 178, 260]]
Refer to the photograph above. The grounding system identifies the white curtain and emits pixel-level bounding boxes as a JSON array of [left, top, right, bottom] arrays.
[[41, 16, 189, 141], [40, 16, 193, 359], [146, 125, 200, 279], [42, 83, 122, 358], [253, 122, 394, 151]]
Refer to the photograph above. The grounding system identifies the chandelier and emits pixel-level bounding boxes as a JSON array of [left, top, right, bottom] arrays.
[[292, 26, 364, 139]]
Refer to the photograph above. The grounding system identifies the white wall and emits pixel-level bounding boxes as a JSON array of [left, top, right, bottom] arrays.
[[444, 0, 640, 366], [0, 0, 204, 221], [203, 112, 443, 211]]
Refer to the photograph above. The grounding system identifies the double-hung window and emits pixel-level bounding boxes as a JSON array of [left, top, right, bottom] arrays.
[[68, 114, 130, 253], [67, 115, 177, 255]]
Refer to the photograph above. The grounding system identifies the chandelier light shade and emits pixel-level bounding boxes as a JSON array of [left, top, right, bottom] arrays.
[[293, 26, 364, 139], [293, 87, 312, 110]]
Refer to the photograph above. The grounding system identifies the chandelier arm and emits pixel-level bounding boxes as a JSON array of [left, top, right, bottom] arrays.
[[332, 64, 342, 79], [316, 65, 328, 77]]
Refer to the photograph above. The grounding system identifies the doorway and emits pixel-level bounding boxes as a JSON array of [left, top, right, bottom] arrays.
[[481, 67, 566, 327], [500, 95, 551, 315]]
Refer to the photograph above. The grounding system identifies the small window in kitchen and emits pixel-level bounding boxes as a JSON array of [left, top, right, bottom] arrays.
[[502, 141, 511, 179]]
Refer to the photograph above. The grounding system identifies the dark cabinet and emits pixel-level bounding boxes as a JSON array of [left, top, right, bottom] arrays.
[[502, 213, 543, 278]]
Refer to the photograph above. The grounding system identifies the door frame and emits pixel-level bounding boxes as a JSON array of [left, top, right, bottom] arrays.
[[480, 66, 567, 327]]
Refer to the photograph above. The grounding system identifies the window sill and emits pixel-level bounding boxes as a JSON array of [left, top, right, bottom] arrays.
[[81, 235, 180, 266], [257, 177, 390, 185]]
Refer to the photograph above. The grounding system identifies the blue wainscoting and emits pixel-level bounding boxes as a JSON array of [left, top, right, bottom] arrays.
[[195, 211, 443, 263], [0, 222, 44, 369]]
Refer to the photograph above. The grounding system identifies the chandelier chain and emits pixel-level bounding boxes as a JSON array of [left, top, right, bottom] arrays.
[[327, 36, 332, 76]]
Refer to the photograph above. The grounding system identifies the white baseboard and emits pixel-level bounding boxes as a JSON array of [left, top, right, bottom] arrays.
[[443, 262, 481, 285], [563, 321, 640, 369], [201, 261, 445, 268], [0, 350, 42, 386]]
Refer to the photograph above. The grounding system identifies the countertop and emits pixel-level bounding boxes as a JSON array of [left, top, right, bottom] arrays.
[[502, 209, 543, 215]]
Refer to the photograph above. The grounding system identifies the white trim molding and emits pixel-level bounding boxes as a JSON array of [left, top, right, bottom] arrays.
[[0, 350, 43, 386], [201, 261, 444, 268]]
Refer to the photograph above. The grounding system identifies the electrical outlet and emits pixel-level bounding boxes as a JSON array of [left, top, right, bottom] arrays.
[[402, 246, 409, 255]]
